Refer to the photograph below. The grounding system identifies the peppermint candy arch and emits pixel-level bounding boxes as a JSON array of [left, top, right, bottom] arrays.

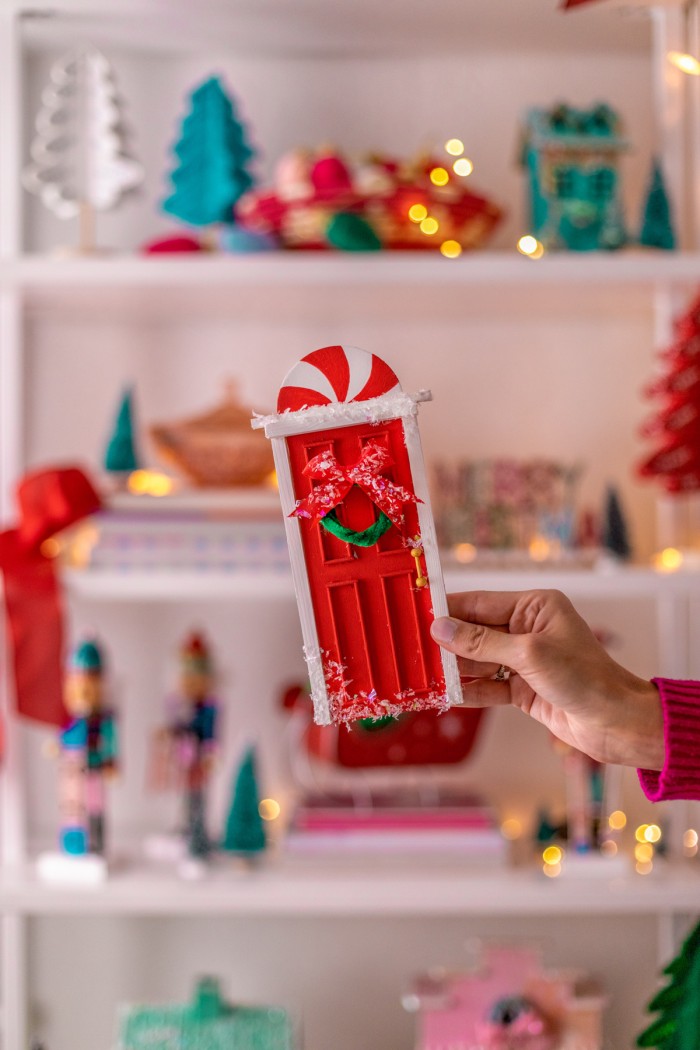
[[277, 345, 401, 413]]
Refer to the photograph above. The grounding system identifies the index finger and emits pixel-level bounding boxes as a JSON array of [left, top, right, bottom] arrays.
[[446, 590, 523, 627]]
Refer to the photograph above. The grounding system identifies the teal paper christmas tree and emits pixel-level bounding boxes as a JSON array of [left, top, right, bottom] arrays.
[[104, 388, 139, 474], [162, 76, 256, 228], [221, 746, 266, 855], [640, 159, 676, 250], [637, 920, 700, 1049], [602, 485, 632, 560]]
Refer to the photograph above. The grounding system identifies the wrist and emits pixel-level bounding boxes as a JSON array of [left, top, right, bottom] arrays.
[[619, 678, 664, 770]]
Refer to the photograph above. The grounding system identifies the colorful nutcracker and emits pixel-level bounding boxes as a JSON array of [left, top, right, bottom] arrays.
[[58, 638, 118, 856], [253, 344, 461, 726], [151, 632, 219, 859]]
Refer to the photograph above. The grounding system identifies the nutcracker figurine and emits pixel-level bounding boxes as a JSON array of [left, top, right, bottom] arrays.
[[151, 632, 219, 860], [59, 638, 118, 856]]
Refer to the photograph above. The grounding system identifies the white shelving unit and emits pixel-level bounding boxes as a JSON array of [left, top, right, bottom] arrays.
[[4, 2, 700, 1048]]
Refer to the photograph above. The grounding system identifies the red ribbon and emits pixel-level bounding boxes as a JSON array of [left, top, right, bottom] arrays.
[[291, 441, 419, 529], [560, 0, 607, 7], [0, 467, 102, 727]]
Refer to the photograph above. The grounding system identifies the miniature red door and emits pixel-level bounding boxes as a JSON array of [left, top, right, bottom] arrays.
[[287, 418, 446, 722], [255, 343, 462, 726]]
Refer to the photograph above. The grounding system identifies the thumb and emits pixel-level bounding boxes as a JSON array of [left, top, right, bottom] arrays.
[[431, 616, 515, 667]]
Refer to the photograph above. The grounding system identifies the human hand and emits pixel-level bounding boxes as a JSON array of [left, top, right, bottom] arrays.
[[431, 589, 664, 770]]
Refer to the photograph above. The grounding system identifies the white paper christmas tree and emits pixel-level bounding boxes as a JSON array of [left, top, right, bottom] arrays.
[[23, 47, 143, 251]]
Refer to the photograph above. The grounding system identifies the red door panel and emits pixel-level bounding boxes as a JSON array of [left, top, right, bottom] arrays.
[[287, 418, 447, 722]]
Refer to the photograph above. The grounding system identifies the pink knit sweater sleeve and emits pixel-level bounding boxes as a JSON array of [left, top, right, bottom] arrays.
[[638, 678, 700, 801]]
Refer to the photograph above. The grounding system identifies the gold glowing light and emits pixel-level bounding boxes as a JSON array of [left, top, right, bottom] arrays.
[[635, 824, 649, 843], [543, 861, 562, 878], [636, 860, 654, 876], [258, 798, 281, 821], [40, 537, 61, 559], [501, 818, 523, 841], [600, 839, 618, 856], [454, 542, 477, 563], [542, 845, 562, 865], [445, 138, 465, 156], [684, 829, 699, 849], [668, 50, 700, 76], [517, 235, 545, 259], [429, 167, 450, 187], [420, 217, 439, 235], [645, 824, 662, 843], [440, 240, 462, 259], [635, 842, 654, 864], [608, 810, 627, 831], [453, 157, 474, 177], [653, 546, 684, 572], [529, 536, 551, 562], [408, 203, 428, 223], [128, 470, 174, 497]]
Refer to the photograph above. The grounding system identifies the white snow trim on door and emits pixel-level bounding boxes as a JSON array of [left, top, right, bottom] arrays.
[[252, 390, 432, 438], [270, 433, 331, 724]]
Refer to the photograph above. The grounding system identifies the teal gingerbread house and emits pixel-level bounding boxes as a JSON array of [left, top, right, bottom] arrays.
[[118, 977, 293, 1050], [520, 102, 628, 251]]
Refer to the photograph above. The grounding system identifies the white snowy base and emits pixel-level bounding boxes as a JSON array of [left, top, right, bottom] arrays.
[[558, 851, 632, 878], [36, 851, 108, 885]]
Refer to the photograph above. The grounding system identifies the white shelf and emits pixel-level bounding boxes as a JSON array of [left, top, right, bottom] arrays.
[[2, 857, 698, 916], [63, 564, 698, 602], [64, 568, 294, 600], [5, 251, 700, 295]]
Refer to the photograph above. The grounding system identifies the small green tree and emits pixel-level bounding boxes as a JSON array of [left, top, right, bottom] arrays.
[[162, 76, 256, 228], [640, 159, 676, 250], [637, 920, 700, 1049], [221, 746, 266, 855], [602, 485, 632, 560], [104, 388, 139, 474]]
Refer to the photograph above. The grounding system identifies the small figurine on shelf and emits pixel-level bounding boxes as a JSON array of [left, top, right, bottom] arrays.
[[639, 158, 676, 251], [119, 975, 294, 1050], [104, 386, 140, 485], [148, 632, 219, 871], [38, 637, 118, 883], [161, 75, 257, 241], [221, 745, 267, 860], [520, 102, 628, 251], [23, 47, 143, 254]]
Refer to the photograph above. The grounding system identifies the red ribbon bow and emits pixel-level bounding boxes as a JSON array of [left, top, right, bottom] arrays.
[[291, 441, 419, 529], [0, 466, 102, 727]]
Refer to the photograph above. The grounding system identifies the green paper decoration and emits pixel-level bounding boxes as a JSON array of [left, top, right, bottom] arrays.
[[120, 976, 293, 1050], [326, 211, 382, 251], [320, 507, 393, 547], [637, 920, 700, 1049], [163, 75, 256, 228], [221, 746, 266, 854], [104, 388, 139, 474], [640, 159, 676, 250]]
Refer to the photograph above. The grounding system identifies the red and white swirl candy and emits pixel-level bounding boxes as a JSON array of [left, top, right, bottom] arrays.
[[277, 345, 401, 413]]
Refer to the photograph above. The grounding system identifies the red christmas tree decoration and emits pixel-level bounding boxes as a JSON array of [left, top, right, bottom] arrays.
[[638, 291, 700, 493]]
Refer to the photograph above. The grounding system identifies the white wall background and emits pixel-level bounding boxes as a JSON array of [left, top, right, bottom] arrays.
[[15, 15, 690, 1050]]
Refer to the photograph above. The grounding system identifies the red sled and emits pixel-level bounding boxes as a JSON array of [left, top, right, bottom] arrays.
[[253, 345, 462, 726]]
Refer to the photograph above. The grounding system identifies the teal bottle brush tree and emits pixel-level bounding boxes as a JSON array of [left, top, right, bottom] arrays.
[[104, 387, 140, 479], [221, 745, 267, 857], [162, 75, 257, 234]]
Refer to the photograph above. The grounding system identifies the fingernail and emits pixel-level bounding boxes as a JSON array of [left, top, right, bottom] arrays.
[[431, 617, 459, 644]]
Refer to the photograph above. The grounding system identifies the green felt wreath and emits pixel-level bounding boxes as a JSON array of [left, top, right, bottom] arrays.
[[320, 506, 393, 547]]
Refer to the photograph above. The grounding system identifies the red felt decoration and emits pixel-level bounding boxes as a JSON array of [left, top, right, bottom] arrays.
[[561, 0, 607, 7], [639, 291, 700, 492], [291, 441, 420, 531], [0, 466, 101, 726]]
